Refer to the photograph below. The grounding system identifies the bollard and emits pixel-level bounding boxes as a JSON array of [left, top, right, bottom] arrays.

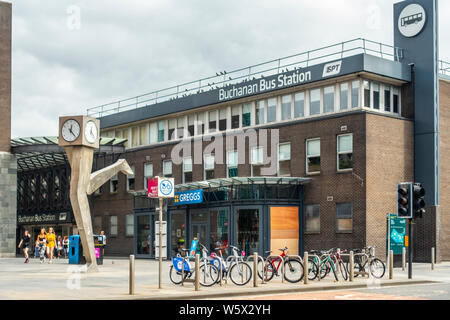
[[389, 250, 394, 280], [253, 253, 258, 287], [195, 254, 200, 291], [349, 251, 354, 282], [129, 255, 135, 295], [303, 252, 309, 285], [402, 247, 406, 271], [431, 247, 435, 270]]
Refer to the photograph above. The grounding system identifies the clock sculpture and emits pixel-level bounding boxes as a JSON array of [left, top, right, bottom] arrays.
[[59, 115, 133, 272]]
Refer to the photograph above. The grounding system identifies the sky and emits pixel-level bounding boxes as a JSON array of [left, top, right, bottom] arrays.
[[9, 0, 450, 138]]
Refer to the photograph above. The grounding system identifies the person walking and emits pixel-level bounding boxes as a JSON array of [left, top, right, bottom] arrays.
[[100, 230, 106, 256], [63, 236, 69, 258], [56, 236, 64, 259], [18, 230, 31, 263], [45, 227, 56, 264], [36, 228, 47, 263]]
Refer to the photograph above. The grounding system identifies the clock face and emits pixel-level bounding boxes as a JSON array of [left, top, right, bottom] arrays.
[[61, 119, 81, 142], [85, 120, 98, 144]]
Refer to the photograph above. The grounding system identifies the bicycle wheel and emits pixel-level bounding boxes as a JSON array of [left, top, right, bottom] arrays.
[[169, 265, 186, 285], [319, 261, 331, 279], [257, 259, 275, 282], [198, 263, 220, 287], [307, 258, 319, 281], [338, 260, 348, 281], [369, 258, 385, 278], [229, 262, 252, 286], [283, 258, 304, 283]]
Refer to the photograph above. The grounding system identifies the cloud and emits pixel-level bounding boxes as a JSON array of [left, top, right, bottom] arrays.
[[9, 0, 450, 138]]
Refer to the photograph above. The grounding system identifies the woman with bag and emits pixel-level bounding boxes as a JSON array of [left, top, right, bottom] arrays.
[[45, 227, 56, 264]]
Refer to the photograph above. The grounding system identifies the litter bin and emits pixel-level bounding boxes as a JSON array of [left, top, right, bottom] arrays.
[[93, 235, 104, 265], [68, 235, 84, 264]]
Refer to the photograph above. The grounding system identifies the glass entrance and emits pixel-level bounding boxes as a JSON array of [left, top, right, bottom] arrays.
[[190, 211, 209, 251], [236, 208, 260, 255]]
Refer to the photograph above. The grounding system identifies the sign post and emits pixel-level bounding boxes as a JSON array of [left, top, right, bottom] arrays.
[[387, 213, 407, 270], [147, 176, 174, 289]]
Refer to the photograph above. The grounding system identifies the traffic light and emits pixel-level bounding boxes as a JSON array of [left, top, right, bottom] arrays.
[[413, 183, 426, 218], [397, 182, 412, 218]]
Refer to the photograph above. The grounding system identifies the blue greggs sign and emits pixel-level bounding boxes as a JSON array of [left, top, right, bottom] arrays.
[[174, 189, 203, 205]]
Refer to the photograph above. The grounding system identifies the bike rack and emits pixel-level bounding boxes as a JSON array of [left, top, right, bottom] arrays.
[[246, 254, 266, 284], [341, 252, 371, 278], [180, 256, 195, 286], [319, 253, 340, 281]]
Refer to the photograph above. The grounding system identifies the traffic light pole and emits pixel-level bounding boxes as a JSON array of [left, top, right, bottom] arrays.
[[408, 218, 413, 279]]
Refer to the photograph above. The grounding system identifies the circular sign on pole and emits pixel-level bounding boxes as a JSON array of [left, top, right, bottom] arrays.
[[398, 4, 426, 38], [159, 178, 174, 197]]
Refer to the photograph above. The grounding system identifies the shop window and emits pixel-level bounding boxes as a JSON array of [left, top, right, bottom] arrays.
[[168, 119, 176, 141], [242, 103, 251, 127], [251, 147, 264, 177], [227, 150, 238, 178], [126, 214, 134, 236], [144, 163, 153, 190], [310, 88, 321, 116], [204, 154, 215, 180], [363, 80, 370, 108], [236, 209, 259, 254], [294, 92, 305, 118], [267, 98, 277, 123], [127, 165, 135, 191], [163, 160, 172, 178], [351, 80, 360, 108], [219, 108, 227, 131], [340, 83, 348, 110], [110, 216, 118, 236], [256, 100, 265, 125], [208, 110, 217, 133], [337, 134, 353, 171], [197, 112, 205, 135], [278, 143, 291, 177], [188, 115, 195, 137], [177, 117, 185, 139], [281, 95, 292, 121], [336, 203, 353, 233], [157, 120, 165, 142], [306, 138, 321, 174], [305, 204, 320, 233], [110, 173, 119, 194], [210, 209, 229, 255], [384, 86, 391, 112], [323, 85, 335, 113], [183, 157, 193, 183], [137, 215, 150, 255], [372, 82, 380, 110], [231, 106, 240, 129], [171, 212, 186, 257]]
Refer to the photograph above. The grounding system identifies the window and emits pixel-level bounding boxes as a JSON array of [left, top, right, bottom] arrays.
[[267, 98, 277, 123], [163, 160, 172, 178], [384, 86, 391, 112], [197, 112, 205, 135], [281, 95, 291, 121], [110, 173, 118, 193], [294, 92, 305, 118], [227, 150, 238, 178], [251, 147, 264, 177], [177, 117, 185, 139], [351, 80, 360, 108], [168, 119, 176, 141], [110, 216, 118, 236], [131, 127, 139, 147], [183, 157, 193, 183], [336, 203, 352, 232], [323, 86, 335, 113], [94, 185, 102, 196], [306, 139, 321, 174], [305, 204, 320, 233], [219, 108, 227, 131], [256, 100, 265, 125], [363, 80, 370, 108], [204, 154, 215, 180], [372, 82, 380, 109], [126, 214, 134, 236], [340, 83, 348, 110], [188, 115, 195, 137], [278, 143, 291, 176], [310, 88, 321, 115], [144, 163, 153, 190], [139, 125, 146, 145], [393, 88, 400, 114], [127, 165, 135, 191], [242, 103, 251, 127], [208, 110, 217, 133], [157, 120, 165, 142], [149, 122, 157, 144], [337, 134, 353, 171], [231, 106, 240, 129]]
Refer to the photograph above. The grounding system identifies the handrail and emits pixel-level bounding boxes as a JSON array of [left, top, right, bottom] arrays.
[[439, 60, 450, 76], [86, 38, 403, 118]]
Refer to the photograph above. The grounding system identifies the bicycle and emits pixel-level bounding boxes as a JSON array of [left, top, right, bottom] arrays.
[[347, 246, 385, 279], [211, 245, 252, 286], [169, 244, 220, 286], [257, 247, 304, 283]]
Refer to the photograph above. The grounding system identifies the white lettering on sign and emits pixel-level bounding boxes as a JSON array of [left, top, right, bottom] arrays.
[[322, 61, 342, 78]]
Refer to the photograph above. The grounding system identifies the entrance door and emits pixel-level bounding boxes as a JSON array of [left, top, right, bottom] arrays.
[[235, 208, 261, 255], [191, 223, 208, 250], [135, 214, 151, 257]]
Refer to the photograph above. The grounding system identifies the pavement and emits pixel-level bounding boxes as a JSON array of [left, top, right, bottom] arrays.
[[0, 256, 446, 300]]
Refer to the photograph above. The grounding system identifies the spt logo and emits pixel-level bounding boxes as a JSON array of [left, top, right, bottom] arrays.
[[159, 179, 173, 196], [322, 60, 342, 78]]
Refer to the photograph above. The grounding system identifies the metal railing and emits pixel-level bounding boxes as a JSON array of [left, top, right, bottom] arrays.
[[439, 60, 450, 76], [86, 38, 403, 118]]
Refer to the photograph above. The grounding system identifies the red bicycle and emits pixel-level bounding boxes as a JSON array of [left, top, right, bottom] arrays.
[[257, 247, 304, 283]]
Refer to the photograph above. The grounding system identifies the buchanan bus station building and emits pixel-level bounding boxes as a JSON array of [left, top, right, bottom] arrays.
[[1, 0, 449, 263]]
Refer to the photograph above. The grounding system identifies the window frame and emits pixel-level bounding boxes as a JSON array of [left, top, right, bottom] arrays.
[[110, 215, 118, 237], [126, 165, 135, 192], [110, 173, 119, 194], [125, 214, 134, 237], [337, 133, 353, 172], [203, 153, 215, 180], [226, 150, 238, 178], [163, 160, 173, 178], [278, 142, 291, 177], [336, 202, 353, 233], [304, 204, 320, 234], [306, 138, 321, 175]]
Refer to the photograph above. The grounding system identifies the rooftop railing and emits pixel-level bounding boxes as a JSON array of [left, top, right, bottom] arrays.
[[86, 38, 404, 118], [439, 60, 450, 76]]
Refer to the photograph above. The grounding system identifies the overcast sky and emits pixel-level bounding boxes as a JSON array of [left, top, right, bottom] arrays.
[[10, 0, 450, 138]]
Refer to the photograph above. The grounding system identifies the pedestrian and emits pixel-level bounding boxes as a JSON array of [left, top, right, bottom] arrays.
[[63, 236, 69, 258], [45, 227, 56, 264], [100, 230, 106, 256], [18, 229, 31, 263], [56, 236, 64, 259], [36, 228, 47, 264]]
